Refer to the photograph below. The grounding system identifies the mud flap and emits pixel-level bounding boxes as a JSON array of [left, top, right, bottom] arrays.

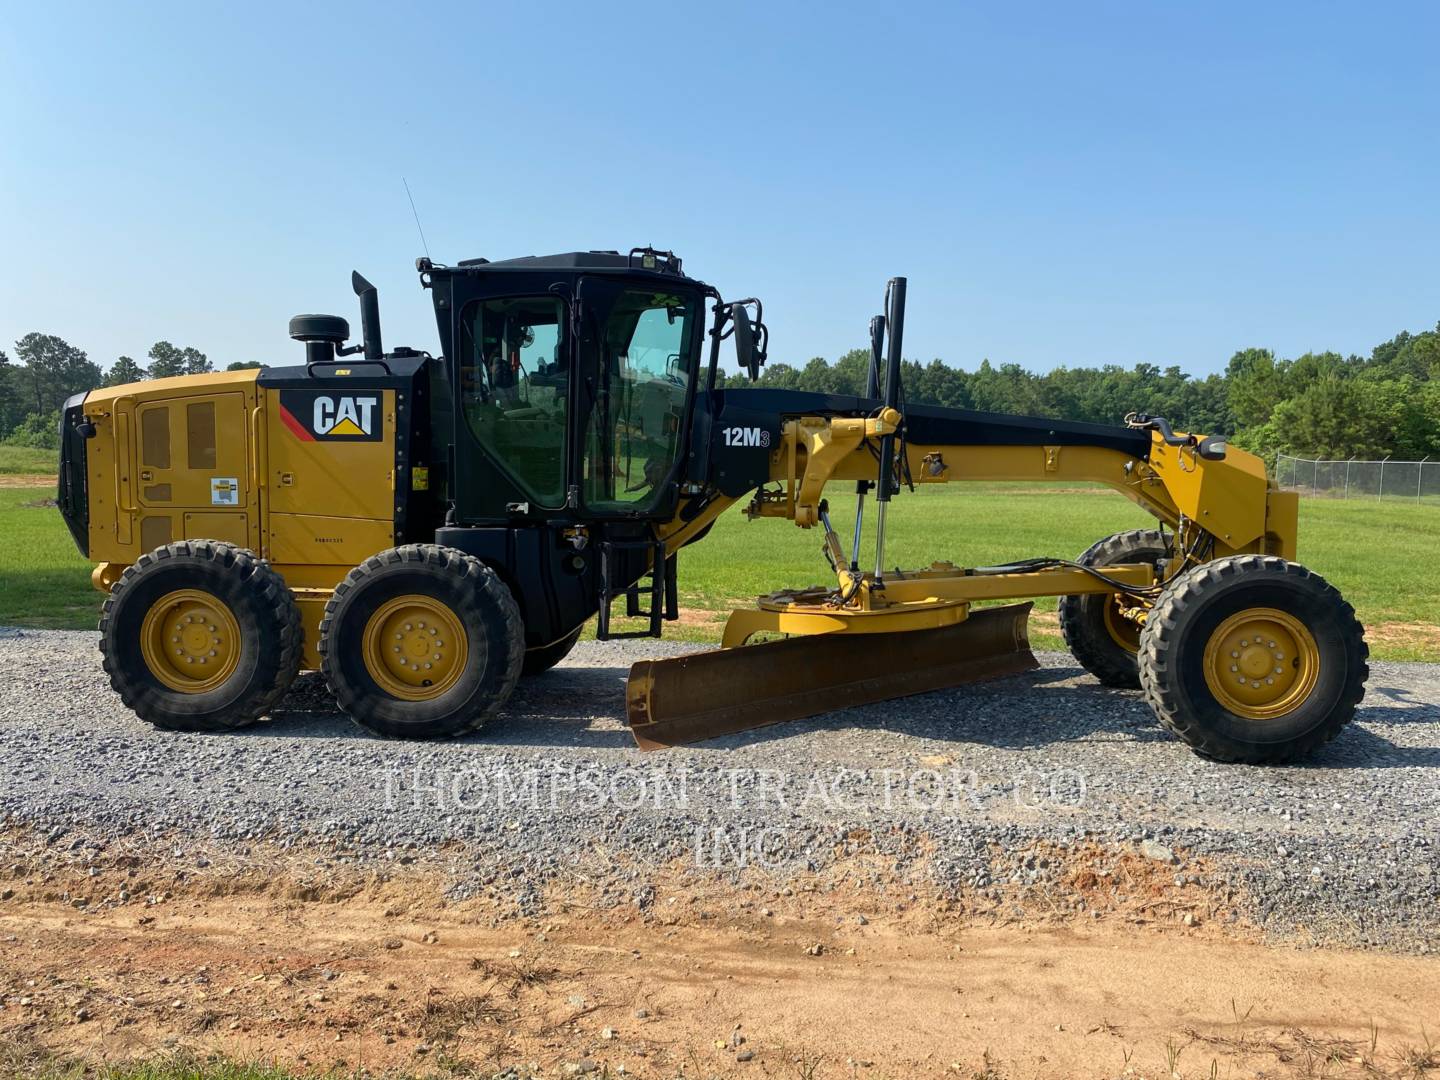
[[625, 602, 1037, 750]]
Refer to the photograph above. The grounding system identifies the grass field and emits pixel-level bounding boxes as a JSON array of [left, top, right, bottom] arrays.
[[0, 443, 57, 474], [0, 488, 95, 628], [2, 481, 1437, 660]]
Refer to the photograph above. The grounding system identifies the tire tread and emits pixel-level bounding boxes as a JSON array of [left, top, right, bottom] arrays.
[[522, 626, 584, 676], [318, 543, 524, 738], [1137, 555, 1368, 763], [98, 540, 303, 731], [1057, 528, 1169, 688]]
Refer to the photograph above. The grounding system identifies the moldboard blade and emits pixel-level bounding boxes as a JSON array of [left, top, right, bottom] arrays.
[[624, 602, 1036, 750]]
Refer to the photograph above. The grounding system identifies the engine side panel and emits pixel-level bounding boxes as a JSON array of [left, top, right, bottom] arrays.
[[80, 370, 264, 567], [69, 365, 432, 671], [263, 385, 399, 563]]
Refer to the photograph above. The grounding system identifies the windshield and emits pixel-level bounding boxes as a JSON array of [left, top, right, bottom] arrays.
[[583, 288, 696, 512]]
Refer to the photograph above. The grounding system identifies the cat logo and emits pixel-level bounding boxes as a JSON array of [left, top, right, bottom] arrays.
[[277, 389, 384, 442], [313, 395, 377, 436]]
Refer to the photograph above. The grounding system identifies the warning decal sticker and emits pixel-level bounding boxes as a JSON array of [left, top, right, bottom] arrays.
[[210, 477, 240, 506]]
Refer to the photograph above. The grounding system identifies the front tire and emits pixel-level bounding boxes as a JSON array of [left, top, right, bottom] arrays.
[[319, 545, 524, 739], [1058, 529, 1170, 688], [99, 541, 303, 731], [1138, 555, 1367, 763]]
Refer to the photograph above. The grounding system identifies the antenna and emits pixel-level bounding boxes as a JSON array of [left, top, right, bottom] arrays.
[[403, 177, 432, 261]]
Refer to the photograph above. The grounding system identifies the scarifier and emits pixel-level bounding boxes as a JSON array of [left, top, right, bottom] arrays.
[[57, 249, 1368, 763]]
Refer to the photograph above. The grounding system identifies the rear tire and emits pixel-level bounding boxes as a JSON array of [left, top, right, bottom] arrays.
[[99, 541, 303, 732], [522, 626, 583, 676], [1137, 555, 1367, 763], [319, 544, 524, 739], [1058, 529, 1170, 688]]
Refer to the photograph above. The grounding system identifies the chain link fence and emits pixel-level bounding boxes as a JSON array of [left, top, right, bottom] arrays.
[[1275, 454, 1440, 503]]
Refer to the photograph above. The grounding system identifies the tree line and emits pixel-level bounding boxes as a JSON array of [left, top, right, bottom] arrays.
[[4, 321, 1438, 460], [0, 336, 260, 449], [714, 320, 1440, 462]]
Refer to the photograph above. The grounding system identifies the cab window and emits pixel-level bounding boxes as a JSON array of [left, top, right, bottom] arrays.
[[583, 290, 695, 512], [460, 296, 568, 507]]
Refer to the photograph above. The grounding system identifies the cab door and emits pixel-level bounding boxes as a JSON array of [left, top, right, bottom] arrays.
[[574, 276, 700, 519], [453, 292, 573, 516]]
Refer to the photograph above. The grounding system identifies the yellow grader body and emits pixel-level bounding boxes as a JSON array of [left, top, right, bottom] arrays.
[[73, 378, 1297, 682], [78, 368, 404, 671], [56, 254, 1365, 763]]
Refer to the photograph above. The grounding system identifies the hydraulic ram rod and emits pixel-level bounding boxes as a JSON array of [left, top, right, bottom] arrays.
[[873, 278, 906, 583], [851, 313, 886, 571]]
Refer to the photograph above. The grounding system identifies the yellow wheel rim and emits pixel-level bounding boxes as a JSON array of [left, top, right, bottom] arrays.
[[1203, 607, 1320, 720], [361, 594, 469, 701], [140, 589, 242, 694], [1102, 596, 1144, 653]]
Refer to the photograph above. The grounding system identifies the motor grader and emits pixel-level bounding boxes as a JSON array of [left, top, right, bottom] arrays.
[[57, 248, 1367, 762]]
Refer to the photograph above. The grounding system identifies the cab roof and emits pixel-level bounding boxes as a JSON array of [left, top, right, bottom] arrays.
[[453, 249, 687, 276]]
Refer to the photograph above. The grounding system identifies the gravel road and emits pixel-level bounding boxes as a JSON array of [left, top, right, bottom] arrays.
[[1, 628, 1437, 950]]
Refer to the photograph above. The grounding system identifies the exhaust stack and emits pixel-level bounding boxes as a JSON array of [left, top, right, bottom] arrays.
[[352, 271, 384, 360]]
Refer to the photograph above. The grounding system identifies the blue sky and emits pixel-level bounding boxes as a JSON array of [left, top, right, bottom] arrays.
[[2, 1, 1437, 378]]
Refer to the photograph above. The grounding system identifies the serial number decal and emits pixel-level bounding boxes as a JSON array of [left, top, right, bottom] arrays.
[[722, 426, 771, 448]]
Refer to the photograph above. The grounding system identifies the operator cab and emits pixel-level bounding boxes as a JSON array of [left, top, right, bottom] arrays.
[[419, 248, 714, 524]]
